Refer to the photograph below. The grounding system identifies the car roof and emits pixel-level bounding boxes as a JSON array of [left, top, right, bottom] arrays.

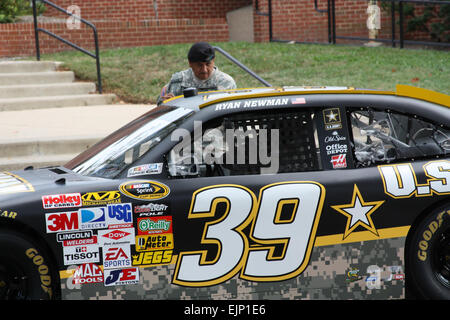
[[162, 85, 450, 110]]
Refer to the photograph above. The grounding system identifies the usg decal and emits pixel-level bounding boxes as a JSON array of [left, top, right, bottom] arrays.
[[119, 181, 170, 201]]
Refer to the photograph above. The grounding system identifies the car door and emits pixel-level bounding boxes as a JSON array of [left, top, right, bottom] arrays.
[[148, 102, 356, 290]]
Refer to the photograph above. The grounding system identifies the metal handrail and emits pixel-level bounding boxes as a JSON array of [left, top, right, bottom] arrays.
[[213, 46, 272, 87], [32, 0, 102, 93], [268, 0, 450, 49]]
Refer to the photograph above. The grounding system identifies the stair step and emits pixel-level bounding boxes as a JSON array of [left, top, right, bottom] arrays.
[[0, 153, 78, 171], [0, 61, 61, 73], [0, 71, 75, 85], [0, 82, 96, 98], [0, 136, 101, 158], [0, 94, 117, 111]]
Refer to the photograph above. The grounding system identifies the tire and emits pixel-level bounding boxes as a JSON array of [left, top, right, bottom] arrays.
[[407, 204, 450, 300], [0, 229, 55, 300]]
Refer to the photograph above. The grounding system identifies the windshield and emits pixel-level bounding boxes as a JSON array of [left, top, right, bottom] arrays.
[[65, 106, 194, 178]]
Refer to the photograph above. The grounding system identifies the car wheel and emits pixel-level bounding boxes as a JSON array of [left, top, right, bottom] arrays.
[[0, 229, 55, 300], [407, 203, 450, 299]]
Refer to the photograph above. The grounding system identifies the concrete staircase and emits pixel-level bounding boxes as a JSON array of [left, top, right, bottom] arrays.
[[0, 60, 154, 171]]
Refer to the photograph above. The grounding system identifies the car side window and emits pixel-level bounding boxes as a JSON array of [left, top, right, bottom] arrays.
[[167, 109, 322, 178], [350, 108, 450, 167]]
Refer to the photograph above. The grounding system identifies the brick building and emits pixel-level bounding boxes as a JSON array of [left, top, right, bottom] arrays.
[[0, 0, 446, 57]]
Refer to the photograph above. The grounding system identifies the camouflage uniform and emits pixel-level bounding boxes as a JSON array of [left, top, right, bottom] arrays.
[[157, 67, 236, 105]]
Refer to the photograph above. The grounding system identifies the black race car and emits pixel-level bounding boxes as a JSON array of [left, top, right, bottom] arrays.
[[0, 84, 449, 300]]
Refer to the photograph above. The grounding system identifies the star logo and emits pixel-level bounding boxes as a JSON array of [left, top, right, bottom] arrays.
[[331, 185, 384, 239]]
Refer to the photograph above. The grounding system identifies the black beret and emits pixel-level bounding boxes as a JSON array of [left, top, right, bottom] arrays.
[[187, 42, 215, 62]]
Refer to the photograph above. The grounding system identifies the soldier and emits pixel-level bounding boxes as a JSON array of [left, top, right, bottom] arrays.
[[157, 42, 236, 105]]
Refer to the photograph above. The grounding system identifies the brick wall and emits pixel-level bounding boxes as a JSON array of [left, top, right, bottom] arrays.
[[0, 0, 445, 57], [252, 0, 446, 44], [44, 0, 252, 21], [0, 18, 229, 57]]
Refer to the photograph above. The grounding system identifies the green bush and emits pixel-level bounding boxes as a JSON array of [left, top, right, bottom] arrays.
[[0, 0, 46, 23]]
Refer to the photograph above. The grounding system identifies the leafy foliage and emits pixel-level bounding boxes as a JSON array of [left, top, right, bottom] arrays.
[[0, 0, 45, 23]]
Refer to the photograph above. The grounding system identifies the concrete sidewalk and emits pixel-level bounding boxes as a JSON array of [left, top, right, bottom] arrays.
[[0, 104, 156, 170]]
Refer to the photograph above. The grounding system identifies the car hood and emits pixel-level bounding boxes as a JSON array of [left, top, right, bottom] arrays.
[[0, 166, 104, 202]]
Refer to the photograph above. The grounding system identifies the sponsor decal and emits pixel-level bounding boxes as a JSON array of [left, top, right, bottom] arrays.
[[42, 193, 81, 209], [0, 209, 17, 219], [135, 203, 168, 216], [106, 203, 133, 228], [325, 143, 347, 156], [127, 163, 163, 177], [63, 243, 100, 265], [98, 228, 135, 246], [119, 181, 170, 201], [136, 234, 174, 252], [104, 267, 139, 286], [72, 263, 103, 285], [324, 131, 346, 143], [0, 172, 34, 194], [79, 207, 107, 229], [323, 108, 342, 130], [137, 216, 173, 235], [103, 245, 132, 269], [81, 191, 121, 206], [57, 230, 93, 242], [63, 235, 98, 247], [330, 154, 347, 169], [46, 211, 79, 233], [132, 250, 173, 266]]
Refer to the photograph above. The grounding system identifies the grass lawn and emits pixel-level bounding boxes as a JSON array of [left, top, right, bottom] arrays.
[[42, 42, 450, 104]]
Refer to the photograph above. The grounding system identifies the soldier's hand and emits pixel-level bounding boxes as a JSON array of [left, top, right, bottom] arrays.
[[161, 92, 174, 100]]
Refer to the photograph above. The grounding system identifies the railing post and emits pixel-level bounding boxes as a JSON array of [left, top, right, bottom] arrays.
[[399, 0, 404, 49], [391, 0, 396, 47], [32, 0, 41, 61]]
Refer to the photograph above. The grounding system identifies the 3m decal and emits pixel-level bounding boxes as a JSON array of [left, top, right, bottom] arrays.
[[378, 160, 450, 199], [331, 185, 384, 239], [173, 182, 325, 286], [81, 191, 121, 206], [119, 181, 170, 201], [46, 211, 79, 233]]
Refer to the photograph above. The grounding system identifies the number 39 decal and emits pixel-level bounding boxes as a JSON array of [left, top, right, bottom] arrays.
[[173, 182, 325, 287]]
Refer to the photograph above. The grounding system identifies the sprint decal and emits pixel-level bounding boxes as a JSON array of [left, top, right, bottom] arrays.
[[378, 160, 450, 199], [173, 182, 325, 287]]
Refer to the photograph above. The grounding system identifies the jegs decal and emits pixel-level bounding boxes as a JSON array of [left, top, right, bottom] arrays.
[[173, 182, 325, 287], [378, 160, 450, 199]]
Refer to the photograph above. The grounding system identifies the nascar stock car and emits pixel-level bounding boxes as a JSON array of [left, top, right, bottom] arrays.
[[0, 83, 449, 300]]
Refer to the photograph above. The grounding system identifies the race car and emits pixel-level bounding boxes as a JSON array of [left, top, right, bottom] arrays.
[[0, 84, 449, 300]]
